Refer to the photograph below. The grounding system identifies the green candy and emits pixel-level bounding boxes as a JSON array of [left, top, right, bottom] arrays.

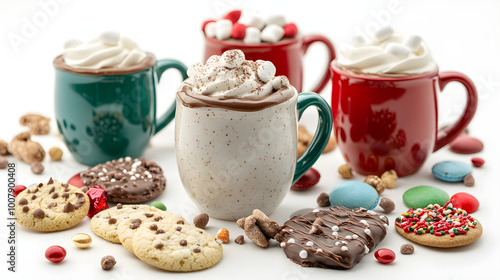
[[402, 185, 449, 209], [150, 201, 166, 211]]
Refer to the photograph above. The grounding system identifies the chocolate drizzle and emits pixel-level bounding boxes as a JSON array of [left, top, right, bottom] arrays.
[[177, 83, 295, 112], [276, 207, 389, 270]]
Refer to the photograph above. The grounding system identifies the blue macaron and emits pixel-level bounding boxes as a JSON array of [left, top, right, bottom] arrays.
[[329, 181, 379, 210], [432, 161, 472, 182]]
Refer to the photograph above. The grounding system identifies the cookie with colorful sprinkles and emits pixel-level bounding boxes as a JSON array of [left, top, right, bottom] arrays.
[[395, 202, 483, 248]]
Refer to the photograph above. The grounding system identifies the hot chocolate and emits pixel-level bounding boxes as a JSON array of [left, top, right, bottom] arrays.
[[337, 26, 437, 75], [175, 50, 332, 220], [177, 49, 295, 111], [53, 32, 154, 76]]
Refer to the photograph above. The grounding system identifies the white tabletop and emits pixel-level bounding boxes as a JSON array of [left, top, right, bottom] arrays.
[[1, 1, 499, 279]]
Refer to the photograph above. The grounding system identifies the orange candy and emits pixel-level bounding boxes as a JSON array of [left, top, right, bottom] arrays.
[[216, 228, 230, 244]]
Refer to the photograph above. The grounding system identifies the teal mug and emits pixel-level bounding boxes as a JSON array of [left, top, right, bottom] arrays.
[[54, 53, 188, 166]]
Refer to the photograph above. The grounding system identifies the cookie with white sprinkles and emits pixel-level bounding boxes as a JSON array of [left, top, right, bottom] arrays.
[[80, 157, 166, 203]]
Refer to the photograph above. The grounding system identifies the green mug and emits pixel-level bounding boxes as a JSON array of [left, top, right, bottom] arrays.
[[54, 53, 188, 166]]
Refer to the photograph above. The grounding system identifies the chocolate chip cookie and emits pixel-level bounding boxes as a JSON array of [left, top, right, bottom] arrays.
[[91, 204, 159, 243], [80, 157, 166, 203], [15, 178, 90, 232], [117, 210, 187, 252], [131, 221, 223, 272]]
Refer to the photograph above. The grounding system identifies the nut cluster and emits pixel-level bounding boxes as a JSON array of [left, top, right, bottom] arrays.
[[364, 175, 386, 194], [237, 209, 280, 248]]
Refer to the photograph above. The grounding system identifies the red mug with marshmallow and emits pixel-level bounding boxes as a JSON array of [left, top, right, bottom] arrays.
[[330, 28, 478, 177], [202, 10, 335, 93], [331, 65, 478, 177]]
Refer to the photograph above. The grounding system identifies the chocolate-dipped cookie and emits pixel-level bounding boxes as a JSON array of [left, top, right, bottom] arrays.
[[81, 157, 166, 203], [275, 207, 389, 269]]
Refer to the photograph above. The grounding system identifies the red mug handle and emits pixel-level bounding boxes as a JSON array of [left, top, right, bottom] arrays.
[[433, 71, 478, 152], [301, 35, 336, 94]]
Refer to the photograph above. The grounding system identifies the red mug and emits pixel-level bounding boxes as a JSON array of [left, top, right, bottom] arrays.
[[204, 35, 335, 93], [330, 63, 478, 177]]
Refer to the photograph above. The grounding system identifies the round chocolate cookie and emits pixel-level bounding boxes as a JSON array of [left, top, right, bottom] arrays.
[[80, 157, 166, 203], [15, 178, 90, 232], [275, 207, 389, 269]]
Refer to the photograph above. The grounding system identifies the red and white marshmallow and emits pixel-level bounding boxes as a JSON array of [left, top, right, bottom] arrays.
[[202, 10, 298, 44]]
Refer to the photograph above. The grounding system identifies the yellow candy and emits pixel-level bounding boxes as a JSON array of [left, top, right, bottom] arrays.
[[71, 233, 92, 248]]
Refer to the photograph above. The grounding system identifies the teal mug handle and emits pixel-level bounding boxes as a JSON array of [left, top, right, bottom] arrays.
[[293, 92, 333, 183], [154, 59, 189, 134]]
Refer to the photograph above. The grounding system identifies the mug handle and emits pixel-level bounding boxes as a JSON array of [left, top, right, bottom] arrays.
[[154, 59, 189, 135], [433, 71, 478, 152], [301, 35, 336, 94], [293, 92, 333, 183]]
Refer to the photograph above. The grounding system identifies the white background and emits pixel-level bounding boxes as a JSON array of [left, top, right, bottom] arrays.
[[1, 0, 499, 279]]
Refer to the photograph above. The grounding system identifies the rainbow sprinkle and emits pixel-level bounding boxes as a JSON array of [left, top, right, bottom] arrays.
[[395, 202, 477, 237]]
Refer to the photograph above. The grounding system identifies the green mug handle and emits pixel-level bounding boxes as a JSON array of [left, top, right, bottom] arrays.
[[293, 92, 333, 183], [154, 59, 189, 134]]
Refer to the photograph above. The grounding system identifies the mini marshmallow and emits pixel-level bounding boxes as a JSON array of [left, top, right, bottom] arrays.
[[266, 14, 287, 27], [243, 27, 261, 44], [283, 23, 298, 38], [64, 39, 83, 49], [385, 42, 411, 59], [205, 22, 217, 38], [352, 35, 368, 47], [239, 11, 266, 30], [257, 61, 276, 82], [261, 24, 285, 43], [271, 76, 289, 90], [402, 35, 423, 52], [100, 31, 121, 46], [373, 26, 394, 42], [215, 19, 232, 40], [220, 50, 245, 68], [206, 55, 220, 65]]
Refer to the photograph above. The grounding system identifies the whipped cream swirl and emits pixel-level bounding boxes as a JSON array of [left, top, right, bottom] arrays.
[[185, 50, 288, 99], [62, 32, 148, 69], [338, 27, 437, 74]]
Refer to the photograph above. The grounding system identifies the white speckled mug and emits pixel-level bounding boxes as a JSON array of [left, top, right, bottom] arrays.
[[175, 86, 332, 220]]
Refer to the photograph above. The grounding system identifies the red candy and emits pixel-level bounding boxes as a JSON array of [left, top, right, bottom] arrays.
[[231, 23, 247, 40], [450, 135, 484, 154], [45, 245, 66, 263], [12, 185, 27, 197], [283, 23, 298, 38], [291, 168, 320, 191], [471, 157, 485, 167], [223, 10, 241, 24], [86, 186, 109, 218], [68, 173, 84, 188], [202, 19, 216, 32], [374, 248, 395, 264], [450, 192, 479, 213]]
